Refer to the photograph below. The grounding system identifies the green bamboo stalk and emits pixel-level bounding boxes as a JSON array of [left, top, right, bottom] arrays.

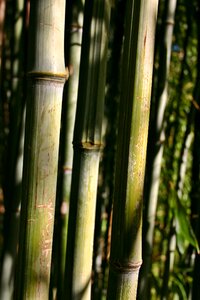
[[56, 1, 85, 298], [64, 1, 110, 299], [106, 0, 158, 299], [14, 1, 67, 299], [138, 0, 177, 298]]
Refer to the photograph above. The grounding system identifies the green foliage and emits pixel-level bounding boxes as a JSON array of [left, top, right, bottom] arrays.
[[174, 198, 199, 255], [170, 272, 188, 300]]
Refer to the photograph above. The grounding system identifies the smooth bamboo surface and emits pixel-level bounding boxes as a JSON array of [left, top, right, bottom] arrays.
[[107, 0, 159, 299], [139, 0, 177, 298], [56, 1, 85, 298], [15, 1, 67, 299], [64, 0, 110, 299]]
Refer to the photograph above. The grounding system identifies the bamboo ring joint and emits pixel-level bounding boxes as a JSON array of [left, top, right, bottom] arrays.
[[109, 259, 143, 274]]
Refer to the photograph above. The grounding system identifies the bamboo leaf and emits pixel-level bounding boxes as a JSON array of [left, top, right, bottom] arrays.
[[175, 198, 199, 254], [171, 273, 188, 300]]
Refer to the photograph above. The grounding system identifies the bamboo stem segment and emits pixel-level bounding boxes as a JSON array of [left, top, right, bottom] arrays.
[[64, 0, 110, 299], [56, 1, 85, 298], [106, 0, 159, 299], [139, 0, 177, 297], [14, 1, 67, 299]]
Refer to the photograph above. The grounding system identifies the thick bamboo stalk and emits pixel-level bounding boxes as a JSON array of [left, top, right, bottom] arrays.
[[138, 0, 177, 298], [14, 1, 67, 299], [106, 0, 158, 299], [64, 0, 110, 299]]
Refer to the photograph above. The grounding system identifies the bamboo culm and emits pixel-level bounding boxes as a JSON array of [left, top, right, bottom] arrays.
[[14, 1, 67, 299], [107, 0, 159, 299], [55, 0, 85, 298], [138, 0, 177, 298], [64, 0, 110, 299]]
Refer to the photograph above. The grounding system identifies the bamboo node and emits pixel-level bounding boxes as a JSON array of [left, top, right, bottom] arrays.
[[27, 70, 69, 82], [165, 19, 175, 25], [73, 141, 104, 151], [63, 166, 72, 174], [70, 23, 83, 32], [109, 259, 143, 274]]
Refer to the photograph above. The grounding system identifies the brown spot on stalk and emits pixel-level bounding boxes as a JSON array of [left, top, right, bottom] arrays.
[[144, 30, 147, 47]]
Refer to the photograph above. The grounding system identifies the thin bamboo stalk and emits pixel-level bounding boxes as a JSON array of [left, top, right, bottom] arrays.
[[155, 5, 192, 296], [14, 1, 67, 299], [92, 2, 125, 297], [0, 1, 26, 299], [106, 0, 158, 299], [64, 0, 110, 299], [56, 1, 85, 298], [161, 122, 193, 300], [161, 218, 176, 300], [177, 131, 193, 200]]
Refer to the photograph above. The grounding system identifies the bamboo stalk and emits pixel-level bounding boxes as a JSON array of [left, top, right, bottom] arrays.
[[138, 0, 177, 298], [56, 1, 85, 298], [92, 2, 125, 297], [0, 1, 26, 299], [106, 0, 158, 299], [14, 1, 67, 299], [64, 1, 110, 299]]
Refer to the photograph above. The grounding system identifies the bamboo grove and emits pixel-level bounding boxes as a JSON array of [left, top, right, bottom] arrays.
[[0, 0, 199, 299]]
